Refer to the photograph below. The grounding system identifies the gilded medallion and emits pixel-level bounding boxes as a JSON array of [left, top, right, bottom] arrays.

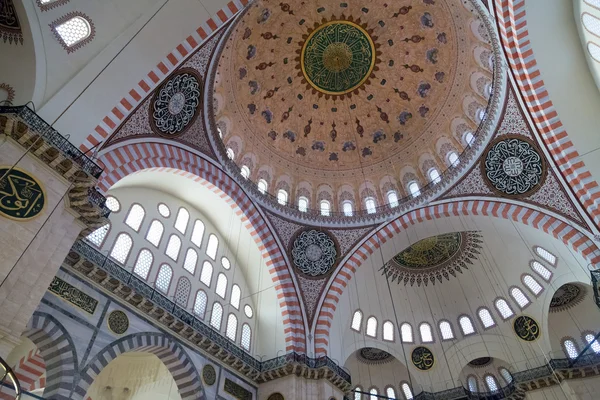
[[411, 346, 435, 371], [513, 315, 540, 342], [0, 167, 45, 220]]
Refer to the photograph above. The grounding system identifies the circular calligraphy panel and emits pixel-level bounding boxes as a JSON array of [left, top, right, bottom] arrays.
[[513, 315, 540, 342], [291, 230, 337, 277], [107, 310, 129, 335], [0, 167, 45, 220], [411, 346, 435, 371], [202, 364, 216, 386]]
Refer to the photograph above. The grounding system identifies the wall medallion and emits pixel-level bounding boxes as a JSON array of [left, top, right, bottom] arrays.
[[483, 136, 545, 197], [513, 315, 540, 342], [412, 346, 435, 371], [357, 347, 394, 365], [468, 357, 491, 368], [202, 364, 216, 386], [151, 68, 202, 137], [0, 167, 45, 220], [291, 229, 337, 277], [107, 310, 129, 335], [550, 284, 586, 313]]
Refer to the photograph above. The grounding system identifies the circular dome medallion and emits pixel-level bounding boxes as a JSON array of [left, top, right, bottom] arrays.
[[412, 346, 435, 371], [151, 68, 202, 137], [291, 230, 337, 277], [107, 310, 129, 335], [483, 136, 545, 197], [301, 20, 375, 95], [513, 315, 540, 342], [358, 347, 393, 365], [550, 284, 585, 312]]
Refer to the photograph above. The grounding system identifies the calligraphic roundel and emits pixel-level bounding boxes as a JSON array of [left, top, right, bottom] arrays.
[[411, 346, 435, 371], [0, 167, 45, 220]]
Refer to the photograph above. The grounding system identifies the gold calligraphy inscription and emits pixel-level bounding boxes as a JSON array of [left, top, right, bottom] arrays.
[[411, 346, 435, 371], [513, 315, 540, 342], [0, 167, 45, 220], [48, 276, 98, 315]]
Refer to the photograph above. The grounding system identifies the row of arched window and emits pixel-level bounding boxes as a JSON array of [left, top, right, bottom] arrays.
[[467, 369, 512, 393], [562, 333, 600, 359], [353, 383, 413, 400], [38, 0, 95, 53], [582, 6, 600, 62]]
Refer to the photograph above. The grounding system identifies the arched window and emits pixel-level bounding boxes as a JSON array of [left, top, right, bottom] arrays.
[[563, 339, 579, 359], [105, 196, 120, 212], [369, 388, 378, 400], [86, 223, 109, 247], [467, 376, 478, 392], [386, 387, 397, 400], [477, 109, 486, 122], [366, 317, 377, 337], [510, 287, 530, 309], [499, 368, 512, 384], [320, 200, 331, 216], [226, 147, 235, 160], [110, 233, 133, 264], [174, 277, 191, 307], [51, 14, 93, 51], [459, 315, 475, 335], [191, 220, 205, 247], [155, 264, 173, 293], [165, 235, 182, 261], [534, 246, 557, 266], [354, 387, 362, 400], [485, 375, 499, 392], [585, 333, 600, 353], [174, 208, 189, 234], [241, 323, 252, 351], [351, 310, 363, 331], [401, 383, 414, 400], [387, 190, 399, 208], [257, 179, 268, 194], [464, 131, 475, 146], [408, 182, 420, 198], [193, 290, 207, 318], [447, 151, 459, 166], [478, 308, 496, 328], [221, 256, 231, 270], [230, 284, 241, 309], [419, 323, 433, 343], [210, 302, 223, 329], [494, 298, 514, 320], [200, 261, 213, 287], [583, 13, 600, 37], [383, 321, 394, 341], [298, 196, 309, 212], [365, 197, 376, 214], [530, 260, 552, 281], [428, 168, 441, 184], [342, 201, 353, 217], [277, 189, 288, 205], [206, 234, 218, 260], [158, 203, 170, 218], [133, 249, 153, 280], [588, 42, 600, 62], [226, 313, 238, 341], [522, 274, 543, 295], [125, 204, 145, 231], [401, 323, 413, 343], [216, 273, 228, 299], [146, 220, 164, 247], [240, 165, 250, 179], [439, 321, 454, 340], [183, 248, 198, 275]]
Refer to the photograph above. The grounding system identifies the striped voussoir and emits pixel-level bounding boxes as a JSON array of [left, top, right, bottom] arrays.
[[97, 142, 306, 353], [495, 0, 600, 227], [313, 200, 600, 356], [23, 312, 77, 400], [13, 349, 45, 391], [75, 333, 204, 400], [80, 0, 249, 153]]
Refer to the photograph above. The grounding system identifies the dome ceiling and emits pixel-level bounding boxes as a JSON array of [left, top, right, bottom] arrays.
[[212, 0, 498, 215]]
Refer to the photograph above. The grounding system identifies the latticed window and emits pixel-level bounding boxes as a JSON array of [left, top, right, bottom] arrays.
[[485, 375, 499, 392], [244, 304, 253, 318], [191, 220, 205, 247], [464, 131, 475, 146], [510, 287, 530, 309], [320, 200, 331, 216], [241, 166, 250, 179], [366, 317, 377, 337], [369, 388, 378, 400], [583, 13, 600, 37], [351, 310, 363, 331], [193, 290, 207, 318], [495, 298, 514, 319], [420, 323, 433, 343], [230, 284, 241, 309], [478, 308, 495, 328], [183, 248, 198, 275], [401, 323, 413, 343], [563, 339, 578, 359], [174, 208, 189, 234], [257, 179, 268, 194], [105, 196, 120, 212], [221, 256, 231, 270], [588, 42, 600, 62], [522, 274, 543, 295], [158, 203, 170, 217], [210, 302, 223, 329], [125, 204, 145, 231], [530, 261, 552, 281], [86, 223, 109, 247], [459, 316, 475, 335], [439, 321, 454, 340], [277, 190, 288, 205], [499, 368, 512, 384], [343, 201, 353, 217], [467, 376, 478, 392], [365, 197, 376, 214], [401, 383, 413, 400], [226, 313, 238, 341], [226, 148, 235, 160], [206, 234, 218, 260], [386, 387, 397, 400], [354, 387, 362, 400], [428, 168, 441, 184], [387, 191, 399, 208], [535, 246, 556, 266], [110, 233, 132, 264], [585, 334, 600, 353], [408, 182, 420, 198], [200, 261, 213, 287], [165, 235, 182, 261], [216, 273, 228, 299], [53, 15, 92, 49], [146, 220, 164, 247], [383, 321, 394, 341], [174, 277, 191, 307], [241, 323, 252, 351], [298, 196, 309, 212], [133, 249, 153, 280], [448, 151, 459, 166], [155, 264, 172, 293]]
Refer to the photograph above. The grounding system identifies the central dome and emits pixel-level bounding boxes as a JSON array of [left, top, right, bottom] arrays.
[[212, 0, 498, 217]]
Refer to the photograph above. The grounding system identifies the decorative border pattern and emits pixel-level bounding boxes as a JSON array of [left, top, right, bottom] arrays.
[[79, 0, 249, 153], [50, 12, 96, 53], [36, 0, 69, 12], [314, 200, 600, 355], [494, 0, 600, 227], [97, 141, 306, 352], [0, 83, 15, 104]]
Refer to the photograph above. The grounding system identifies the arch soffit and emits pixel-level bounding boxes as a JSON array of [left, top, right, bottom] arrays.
[[313, 199, 600, 356], [97, 141, 306, 353]]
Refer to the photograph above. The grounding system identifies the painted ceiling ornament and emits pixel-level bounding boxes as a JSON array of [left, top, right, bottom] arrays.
[[380, 231, 483, 286], [0, 0, 24, 44], [151, 68, 202, 137], [483, 136, 546, 197], [550, 284, 586, 313], [411, 346, 435, 371], [357, 347, 394, 365], [468, 357, 492, 368], [291, 229, 337, 277], [513, 315, 540, 342]]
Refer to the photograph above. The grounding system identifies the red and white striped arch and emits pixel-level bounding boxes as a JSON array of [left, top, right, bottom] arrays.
[[313, 200, 600, 356], [80, 0, 249, 153], [97, 141, 306, 353], [495, 0, 600, 227]]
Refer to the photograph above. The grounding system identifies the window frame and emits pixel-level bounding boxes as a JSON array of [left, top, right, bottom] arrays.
[[562, 337, 580, 359], [104, 195, 121, 213], [509, 286, 531, 310], [50, 12, 95, 53], [241, 323, 252, 351], [320, 199, 331, 216], [458, 314, 477, 337], [383, 320, 395, 342], [206, 234, 219, 260], [438, 320, 455, 341], [240, 165, 250, 179], [86, 222, 111, 248], [174, 207, 190, 235], [210, 301, 224, 330], [533, 246, 557, 266], [342, 200, 354, 217], [298, 196, 309, 212], [365, 197, 377, 214], [428, 167, 441, 184], [467, 375, 479, 393], [193, 289, 208, 318], [174, 276, 191, 307], [226, 313, 238, 341], [165, 234, 182, 262], [484, 374, 500, 392], [132, 248, 154, 280], [183, 247, 198, 275], [387, 190, 399, 208], [477, 307, 496, 330], [400, 382, 414, 400], [521, 273, 544, 297], [582, 12, 600, 39], [400, 322, 414, 343], [530, 260, 553, 282], [191, 220, 205, 248], [447, 151, 460, 166], [109, 232, 133, 265], [365, 316, 378, 338], [351, 310, 363, 332], [145, 219, 164, 248], [582, 331, 600, 354], [200, 260, 214, 287], [494, 297, 515, 320], [124, 203, 145, 232], [155, 263, 173, 294], [157, 203, 170, 218], [37, 0, 70, 12], [215, 273, 228, 299], [230, 284, 241, 309], [277, 189, 289, 205], [257, 179, 268, 194], [368, 386, 380, 400], [419, 322, 434, 343], [385, 386, 397, 400], [498, 367, 512, 385]]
